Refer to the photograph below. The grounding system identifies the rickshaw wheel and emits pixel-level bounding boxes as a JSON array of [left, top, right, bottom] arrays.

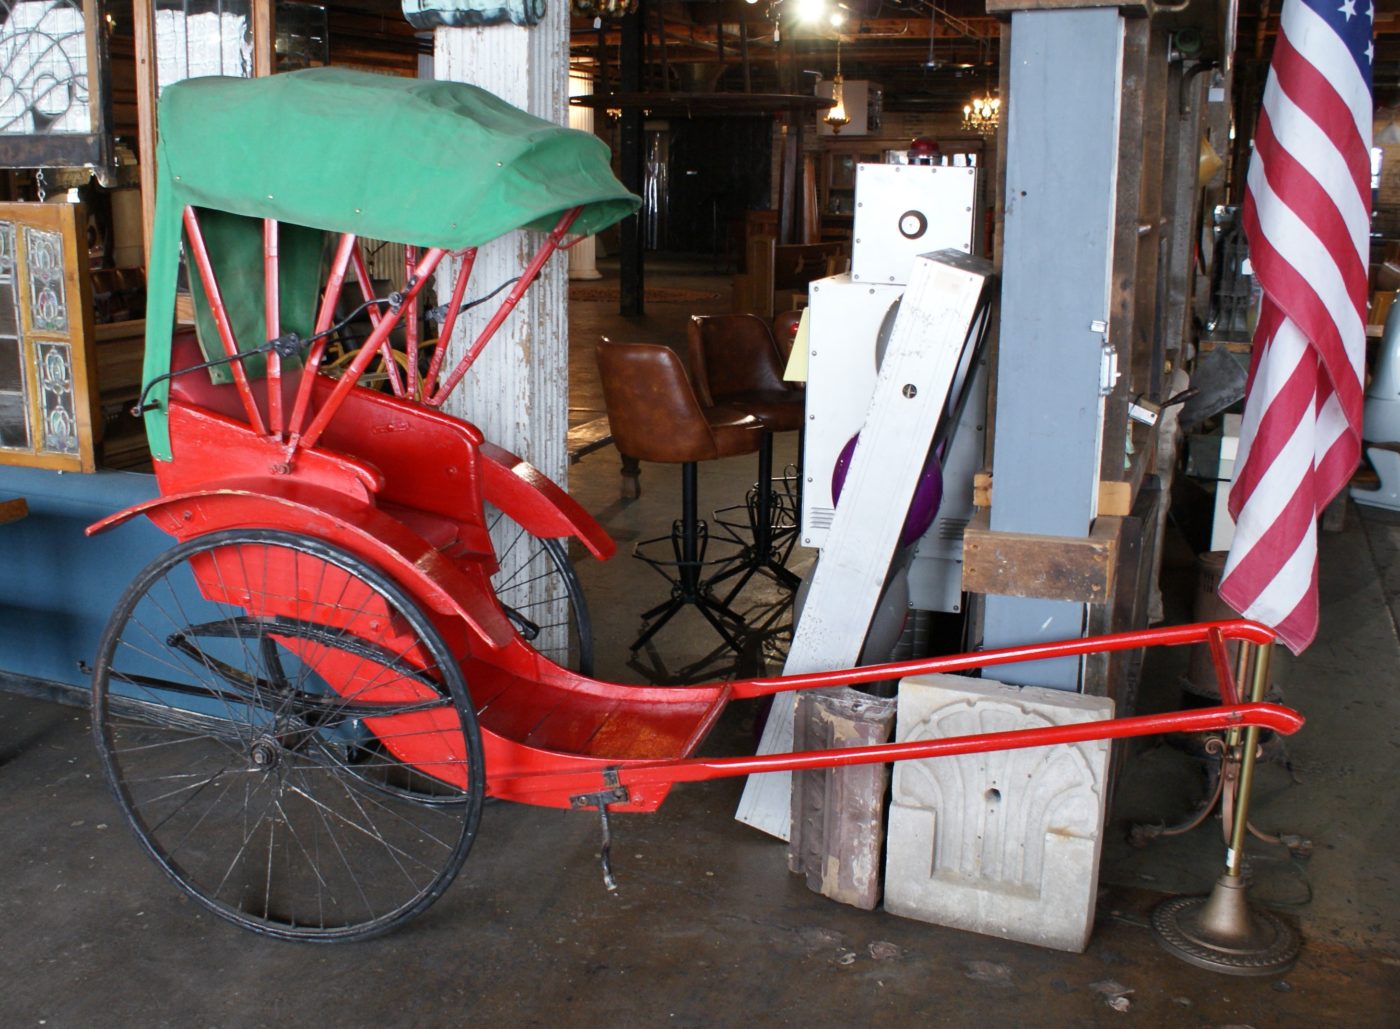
[[91, 529, 484, 943], [486, 508, 594, 675]]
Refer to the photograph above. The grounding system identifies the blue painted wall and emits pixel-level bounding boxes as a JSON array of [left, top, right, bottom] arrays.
[[0, 467, 168, 689]]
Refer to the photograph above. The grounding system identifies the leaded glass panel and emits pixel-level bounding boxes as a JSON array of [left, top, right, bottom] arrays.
[[24, 226, 66, 332], [35, 339, 76, 453]]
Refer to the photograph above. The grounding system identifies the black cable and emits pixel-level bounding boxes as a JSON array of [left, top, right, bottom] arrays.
[[426, 275, 520, 324], [132, 295, 393, 416]]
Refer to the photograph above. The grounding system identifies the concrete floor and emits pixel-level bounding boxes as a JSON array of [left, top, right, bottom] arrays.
[[3, 258, 1399, 1026]]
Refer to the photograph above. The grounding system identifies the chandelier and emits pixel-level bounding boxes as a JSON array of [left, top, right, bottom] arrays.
[[570, 0, 640, 16], [824, 38, 850, 133], [962, 93, 1001, 135]]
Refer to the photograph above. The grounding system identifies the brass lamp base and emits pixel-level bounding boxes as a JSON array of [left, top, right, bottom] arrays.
[[1152, 874, 1299, 976]]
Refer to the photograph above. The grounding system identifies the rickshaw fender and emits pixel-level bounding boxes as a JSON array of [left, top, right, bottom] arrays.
[[86, 480, 516, 651], [479, 441, 616, 561]]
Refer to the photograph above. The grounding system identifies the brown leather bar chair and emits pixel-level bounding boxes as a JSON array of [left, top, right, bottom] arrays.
[[595, 340, 764, 653], [686, 313, 805, 601]]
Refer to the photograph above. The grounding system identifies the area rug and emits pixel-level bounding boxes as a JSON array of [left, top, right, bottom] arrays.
[[568, 285, 722, 304]]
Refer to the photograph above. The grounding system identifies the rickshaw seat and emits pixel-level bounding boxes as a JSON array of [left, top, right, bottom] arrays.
[[466, 657, 729, 762], [166, 333, 495, 564]]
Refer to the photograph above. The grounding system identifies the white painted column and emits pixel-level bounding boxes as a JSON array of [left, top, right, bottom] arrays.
[[567, 71, 602, 281], [434, 17, 571, 653], [434, 21, 569, 477]]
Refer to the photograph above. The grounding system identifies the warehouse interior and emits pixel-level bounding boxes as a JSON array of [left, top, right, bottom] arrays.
[[1, 0, 1399, 1024]]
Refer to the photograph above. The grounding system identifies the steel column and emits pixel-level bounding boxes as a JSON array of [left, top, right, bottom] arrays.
[[982, 8, 1126, 690]]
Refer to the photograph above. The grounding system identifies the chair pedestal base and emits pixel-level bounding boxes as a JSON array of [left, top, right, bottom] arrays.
[[709, 432, 801, 605], [631, 462, 749, 654]]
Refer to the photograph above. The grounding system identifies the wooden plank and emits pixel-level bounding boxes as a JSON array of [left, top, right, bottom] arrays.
[[1129, 27, 1171, 401], [736, 250, 993, 839], [1083, 481, 1161, 708], [962, 510, 1121, 604], [94, 319, 146, 343], [1099, 17, 1148, 484], [61, 201, 101, 469], [0, 498, 28, 525], [1198, 339, 1252, 353], [132, 0, 157, 272], [253, 0, 277, 78]]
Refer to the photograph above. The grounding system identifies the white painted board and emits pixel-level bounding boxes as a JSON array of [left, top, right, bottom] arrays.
[[735, 250, 994, 839]]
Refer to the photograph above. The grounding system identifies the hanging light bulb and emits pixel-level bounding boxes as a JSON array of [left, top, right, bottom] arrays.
[[824, 38, 850, 133]]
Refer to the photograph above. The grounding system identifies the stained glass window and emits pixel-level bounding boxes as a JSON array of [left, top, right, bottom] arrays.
[[0, 203, 97, 471]]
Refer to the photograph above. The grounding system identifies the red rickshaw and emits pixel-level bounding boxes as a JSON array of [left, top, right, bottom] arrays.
[[85, 68, 1300, 942]]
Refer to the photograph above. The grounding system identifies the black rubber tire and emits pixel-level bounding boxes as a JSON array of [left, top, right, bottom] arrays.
[[91, 529, 484, 942]]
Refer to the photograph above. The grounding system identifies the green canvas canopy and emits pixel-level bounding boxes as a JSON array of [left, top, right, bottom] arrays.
[[143, 67, 640, 460]]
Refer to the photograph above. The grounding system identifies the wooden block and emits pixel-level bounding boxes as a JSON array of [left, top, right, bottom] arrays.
[[962, 510, 1120, 604], [973, 470, 993, 508], [0, 497, 28, 525], [788, 691, 895, 911], [1097, 480, 1133, 517]]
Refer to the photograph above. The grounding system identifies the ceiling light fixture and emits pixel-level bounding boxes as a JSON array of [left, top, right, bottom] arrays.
[[962, 92, 1000, 135], [824, 37, 850, 133], [569, 0, 639, 15]]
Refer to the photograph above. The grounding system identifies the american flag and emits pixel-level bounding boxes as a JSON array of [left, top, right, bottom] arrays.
[[1218, 0, 1374, 654]]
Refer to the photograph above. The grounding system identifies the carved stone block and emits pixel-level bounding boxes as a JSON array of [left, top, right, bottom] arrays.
[[884, 673, 1114, 952]]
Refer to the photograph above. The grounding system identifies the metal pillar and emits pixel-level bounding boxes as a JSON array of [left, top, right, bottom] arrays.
[[618, 5, 646, 315], [981, 7, 1125, 690], [567, 71, 603, 281]]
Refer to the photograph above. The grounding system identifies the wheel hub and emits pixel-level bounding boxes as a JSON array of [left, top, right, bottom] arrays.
[[250, 737, 280, 770]]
